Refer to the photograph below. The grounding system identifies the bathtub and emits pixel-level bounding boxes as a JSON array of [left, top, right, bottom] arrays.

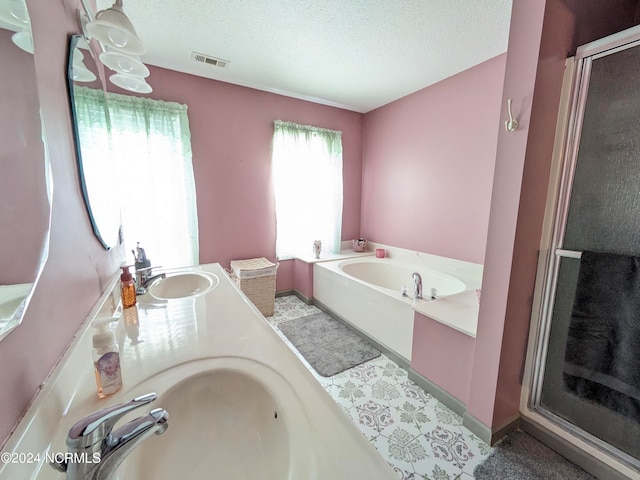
[[313, 257, 466, 363]]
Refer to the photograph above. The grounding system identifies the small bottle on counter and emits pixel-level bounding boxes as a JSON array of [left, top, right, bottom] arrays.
[[120, 265, 136, 308], [92, 317, 123, 398]]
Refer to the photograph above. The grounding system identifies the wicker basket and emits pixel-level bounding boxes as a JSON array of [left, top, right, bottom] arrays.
[[229, 257, 277, 316]]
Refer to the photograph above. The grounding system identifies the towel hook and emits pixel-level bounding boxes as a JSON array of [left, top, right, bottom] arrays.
[[504, 98, 519, 132]]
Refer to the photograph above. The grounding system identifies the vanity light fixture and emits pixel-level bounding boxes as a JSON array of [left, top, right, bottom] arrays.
[[7, 0, 28, 25], [72, 48, 97, 82], [85, 0, 146, 55], [100, 48, 150, 78], [11, 29, 33, 53], [78, 0, 152, 93], [109, 73, 152, 94], [0, 0, 34, 54]]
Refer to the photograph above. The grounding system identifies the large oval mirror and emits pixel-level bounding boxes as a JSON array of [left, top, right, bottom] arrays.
[[67, 34, 121, 249], [0, 0, 51, 341]]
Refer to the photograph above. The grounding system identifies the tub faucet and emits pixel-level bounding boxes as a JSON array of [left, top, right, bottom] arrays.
[[412, 272, 422, 299], [50, 393, 169, 480]]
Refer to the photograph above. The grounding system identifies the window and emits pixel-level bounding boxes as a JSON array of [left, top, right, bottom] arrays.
[[271, 120, 343, 259], [74, 87, 198, 268]]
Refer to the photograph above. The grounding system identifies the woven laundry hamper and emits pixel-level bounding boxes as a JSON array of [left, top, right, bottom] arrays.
[[230, 257, 277, 316]]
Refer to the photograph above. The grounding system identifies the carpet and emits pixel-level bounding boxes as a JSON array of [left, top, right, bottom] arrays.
[[474, 430, 596, 480], [278, 311, 381, 377]]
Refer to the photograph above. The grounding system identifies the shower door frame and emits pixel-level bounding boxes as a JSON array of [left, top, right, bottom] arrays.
[[525, 24, 640, 472]]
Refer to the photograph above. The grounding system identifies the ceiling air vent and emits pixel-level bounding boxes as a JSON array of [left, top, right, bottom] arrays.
[[191, 52, 230, 69]]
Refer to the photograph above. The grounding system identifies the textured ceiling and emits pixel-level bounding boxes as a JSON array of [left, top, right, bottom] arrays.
[[97, 0, 513, 113]]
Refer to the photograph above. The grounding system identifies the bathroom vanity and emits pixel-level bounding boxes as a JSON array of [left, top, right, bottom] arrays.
[[0, 263, 396, 479]]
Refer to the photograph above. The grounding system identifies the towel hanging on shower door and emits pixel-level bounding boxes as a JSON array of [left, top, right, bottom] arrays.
[[563, 250, 640, 422]]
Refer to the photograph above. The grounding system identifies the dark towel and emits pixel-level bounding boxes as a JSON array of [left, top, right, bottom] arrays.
[[564, 251, 640, 421]]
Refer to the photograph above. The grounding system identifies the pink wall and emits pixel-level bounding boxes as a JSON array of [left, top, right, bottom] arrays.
[[3, 0, 637, 451], [0, 0, 122, 447], [466, 0, 549, 431], [360, 54, 507, 265], [411, 313, 475, 405], [467, 0, 638, 432], [275, 259, 294, 292], [0, 29, 48, 284], [293, 259, 314, 299], [112, 67, 363, 275]]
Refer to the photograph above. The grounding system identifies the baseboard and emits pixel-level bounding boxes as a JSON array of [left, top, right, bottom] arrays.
[[405, 369, 520, 446], [275, 289, 294, 298], [312, 299, 411, 371], [520, 416, 633, 480], [292, 290, 313, 305], [407, 369, 466, 416], [276, 289, 313, 304], [462, 411, 520, 446]]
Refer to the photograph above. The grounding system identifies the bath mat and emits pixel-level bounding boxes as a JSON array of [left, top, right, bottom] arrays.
[[278, 312, 380, 377], [474, 430, 596, 480]]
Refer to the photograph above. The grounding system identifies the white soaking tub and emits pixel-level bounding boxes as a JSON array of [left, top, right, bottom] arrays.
[[313, 256, 466, 363]]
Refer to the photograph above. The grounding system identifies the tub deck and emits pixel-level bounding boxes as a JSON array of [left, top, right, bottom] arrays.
[[312, 250, 483, 363]]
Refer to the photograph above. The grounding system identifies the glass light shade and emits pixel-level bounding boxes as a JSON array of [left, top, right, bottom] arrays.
[[72, 63, 97, 82], [109, 73, 152, 94], [0, 3, 26, 29], [8, 0, 29, 24], [11, 30, 33, 54], [100, 49, 149, 77], [85, 3, 146, 55]]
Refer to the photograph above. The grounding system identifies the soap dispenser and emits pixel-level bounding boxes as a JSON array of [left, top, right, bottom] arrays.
[[120, 265, 136, 308], [92, 317, 123, 398]]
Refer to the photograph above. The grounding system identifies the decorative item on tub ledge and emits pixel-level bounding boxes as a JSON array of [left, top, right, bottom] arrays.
[[313, 240, 322, 259], [352, 238, 367, 252]]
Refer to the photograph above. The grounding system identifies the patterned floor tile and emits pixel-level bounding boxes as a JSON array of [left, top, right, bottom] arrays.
[[388, 398, 437, 433], [372, 434, 421, 477], [344, 399, 396, 440], [456, 431, 493, 476], [397, 379, 435, 405], [432, 402, 463, 427], [267, 296, 491, 479], [423, 425, 476, 471]]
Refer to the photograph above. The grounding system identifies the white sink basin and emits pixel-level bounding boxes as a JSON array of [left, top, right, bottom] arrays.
[[119, 357, 316, 480], [148, 271, 218, 300]]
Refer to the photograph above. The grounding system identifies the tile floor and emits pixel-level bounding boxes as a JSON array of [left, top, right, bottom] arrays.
[[267, 295, 492, 480]]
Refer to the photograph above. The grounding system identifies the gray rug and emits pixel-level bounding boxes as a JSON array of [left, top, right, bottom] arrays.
[[278, 312, 381, 377], [474, 430, 596, 480]]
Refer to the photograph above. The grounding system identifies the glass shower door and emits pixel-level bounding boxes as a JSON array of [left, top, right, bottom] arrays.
[[532, 29, 640, 466]]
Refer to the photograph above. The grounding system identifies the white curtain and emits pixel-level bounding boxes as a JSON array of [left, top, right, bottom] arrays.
[[271, 120, 343, 259], [74, 87, 199, 268]]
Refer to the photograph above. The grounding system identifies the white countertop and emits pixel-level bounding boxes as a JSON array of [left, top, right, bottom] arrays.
[[0, 263, 396, 480], [412, 289, 479, 337]]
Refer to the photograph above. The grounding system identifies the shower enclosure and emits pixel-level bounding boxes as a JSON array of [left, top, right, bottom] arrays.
[[527, 24, 640, 472]]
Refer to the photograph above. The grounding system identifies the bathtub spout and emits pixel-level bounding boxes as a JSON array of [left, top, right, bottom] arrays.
[[412, 272, 422, 299]]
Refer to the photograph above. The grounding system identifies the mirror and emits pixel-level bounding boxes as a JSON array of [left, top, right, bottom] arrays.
[[0, 0, 51, 341], [67, 34, 121, 249]]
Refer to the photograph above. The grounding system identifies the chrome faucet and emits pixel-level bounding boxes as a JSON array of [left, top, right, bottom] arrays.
[[132, 243, 166, 294], [50, 393, 169, 480], [135, 266, 166, 295], [412, 272, 422, 299]]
